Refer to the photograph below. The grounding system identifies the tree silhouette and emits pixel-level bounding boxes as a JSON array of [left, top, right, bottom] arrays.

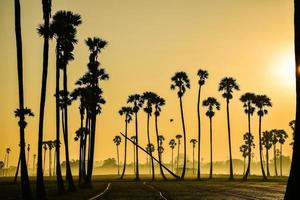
[[130, 136, 137, 175], [240, 144, 248, 175], [33, 154, 36, 175], [203, 97, 220, 179], [274, 129, 288, 176], [196, 69, 208, 180], [219, 77, 240, 180], [169, 139, 176, 172], [270, 129, 279, 176], [171, 71, 190, 180], [113, 136, 122, 176], [42, 142, 48, 174], [5, 148, 11, 176], [261, 131, 273, 176], [175, 134, 182, 174], [240, 92, 256, 180], [127, 94, 144, 180], [26, 144, 30, 167], [118, 107, 133, 179], [254, 94, 272, 180], [190, 139, 197, 175], [146, 143, 155, 175]]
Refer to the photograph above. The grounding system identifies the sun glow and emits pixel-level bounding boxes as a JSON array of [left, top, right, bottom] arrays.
[[274, 52, 295, 88]]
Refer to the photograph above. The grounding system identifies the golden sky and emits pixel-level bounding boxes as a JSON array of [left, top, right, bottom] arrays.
[[0, 0, 296, 169]]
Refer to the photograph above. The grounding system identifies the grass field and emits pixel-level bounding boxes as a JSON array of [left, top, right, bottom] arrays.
[[0, 175, 287, 200]]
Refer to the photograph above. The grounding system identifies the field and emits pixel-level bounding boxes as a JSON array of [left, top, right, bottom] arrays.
[[0, 175, 287, 200]]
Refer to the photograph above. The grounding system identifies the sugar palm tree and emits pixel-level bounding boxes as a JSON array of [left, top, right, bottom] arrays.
[[171, 71, 190, 180], [261, 131, 273, 177], [119, 107, 133, 179], [175, 134, 182, 174], [6, 148, 11, 176], [36, 0, 52, 197], [196, 69, 208, 179], [142, 92, 157, 180], [130, 136, 137, 175], [154, 95, 167, 180], [254, 94, 272, 180], [218, 77, 239, 180], [127, 94, 144, 180], [158, 146, 165, 165], [240, 144, 248, 175], [190, 139, 197, 175], [275, 129, 288, 176], [203, 97, 220, 179], [146, 143, 155, 174], [289, 120, 295, 146], [47, 141, 55, 176], [240, 92, 256, 180], [113, 136, 122, 176], [242, 132, 255, 177], [270, 129, 279, 176], [42, 142, 48, 174], [169, 139, 176, 172]]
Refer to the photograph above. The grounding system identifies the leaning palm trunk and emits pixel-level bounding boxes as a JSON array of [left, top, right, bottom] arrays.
[[274, 144, 278, 176], [209, 117, 213, 179], [147, 113, 155, 180], [155, 115, 167, 180], [226, 100, 234, 180], [197, 85, 202, 179], [243, 109, 252, 180], [120, 119, 128, 179], [258, 115, 267, 180], [179, 97, 187, 180]]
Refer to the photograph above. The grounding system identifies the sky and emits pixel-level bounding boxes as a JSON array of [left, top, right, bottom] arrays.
[[0, 0, 296, 171]]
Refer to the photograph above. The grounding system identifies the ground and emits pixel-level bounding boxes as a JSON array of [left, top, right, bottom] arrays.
[[0, 175, 287, 200]]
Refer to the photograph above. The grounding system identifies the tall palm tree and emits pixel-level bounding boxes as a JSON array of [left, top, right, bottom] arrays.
[[196, 69, 208, 180], [113, 136, 122, 176], [171, 71, 190, 180], [240, 144, 248, 175], [169, 139, 176, 172], [275, 129, 288, 176], [153, 95, 167, 180], [14, 1, 33, 198], [119, 107, 133, 179], [203, 97, 220, 179], [175, 134, 182, 174], [127, 94, 144, 180], [270, 129, 279, 176], [218, 77, 239, 180], [130, 136, 137, 175], [190, 139, 197, 175], [261, 131, 273, 176], [254, 94, 272, 180], [142, 92, 157, 180], [6, 148, 11, 176], [240, 92, 256, 180], [36, 0, 52, 197]]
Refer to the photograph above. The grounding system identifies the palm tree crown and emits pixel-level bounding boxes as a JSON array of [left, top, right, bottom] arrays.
[[170, 72, 190, 97], [127, 94, 144, 113], [197, 69, 209, 86], [203, 97, 220, 118], [113, 136, 122, 146], [218, 77, 240, 100], [190, 139, 197, 147], [169, 139, 176, 149], [240, 92, 256, 115], [254, 95, 272, 116], [119, 106, 133, 123]]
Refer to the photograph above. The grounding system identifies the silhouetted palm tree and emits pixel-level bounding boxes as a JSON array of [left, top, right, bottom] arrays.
[[242, 132, 255, 177], [270, 129, 279, 176], [113, 136, 122, 176], [254, 94, 272, 180], [42, 142, 47, 174], [196, 69, 208, 179], [158, 146, 165, 165], [130, 136, 137, 175], [203, 97, 220, 179], [118, 107, 133, 179], [171, 71, 190, 180], [47, 141, 54, 176], [36, 0, 52, 197], [127, 94, 144, 180], [240, 92, 256, 180], [26, 144, 30, 167], [169, 139, 176, 172], [240, 144, 248, 175], [275, 129, 288, 176], [14, 1, 33, 197], [74, 127, 88, 182], [6, 148, 11, 176], [219, 77, 239, 180], [142, 92, 157, 180], [190, 139, 197, 175], [262, 131, 273, 176], [146, 143, 155, 175], [175, 134, 182, 174], [33, 154, 36, 175]]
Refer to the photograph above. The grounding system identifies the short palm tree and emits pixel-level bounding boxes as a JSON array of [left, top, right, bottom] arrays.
[[275, 129, 288, 176], [219, 77, 240, 180], [119, 107, 133, 179], [203, 97, 220, 179], [42, 142, 48, 174], [254, 94, 272, 180], [190, 139, 197, 175], [169, 139, 176, 172], [6, 148, 11, 175], [113, 136, 122, 176], [261, 131, 273, 176], [171, 71, 190, 180], [47, 141, 54, 176], [175, 134, 182, 174], [240, 144, 248, 175], [127, 94, 144, 180], [196, 69, 208, 179]]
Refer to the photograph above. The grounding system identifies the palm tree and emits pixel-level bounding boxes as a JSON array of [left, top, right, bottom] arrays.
[[289, 120, 295, 146], [169, 139, 176, 172], [190, 139, 197, 175], [240, 144, 248, 175], [119, 107, 133, 179], [218, 77, 239, 180], [127, 94, 144, 180], [254, 94, 272, 180], [196, 69, 208, 180], [113, 136, 122, 176], [240, 92, 256, 180], [42, 143, 48, 174], [270, 129, 279, 176], [26, 144, 30, 167], [261, 131, 273, 176], [171, 71, 190, 180], [14, 1, 33, 197], [47, 141, 55, 176], [142, 92, 157, 180], [275, 129, 288, 176], [130, 136, 137, 175], [203, 97, 220, 179], [146, 143, 155, 174], [33, 154, 36, 175], [242, 132, 255, 177], [6, 148, 11, 176], [175, 134, 182, 174], [158, 146, 165, 165], [36, 0, 52, 197]]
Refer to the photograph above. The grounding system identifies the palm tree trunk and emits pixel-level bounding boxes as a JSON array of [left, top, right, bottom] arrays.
[[274, 144, 278, 176], [49, 149, 51, 176], [258, 115, 267, 180], [179, 97, 187, 180], [197, 85, 202, 180], [121, 120, 128, 179], [155, 115, 167, 180], [171, 148, 174, 172], [146, 113, 155, 180], [43, 150, 46, 174], [86, 113, 97, 184], [193, 146, 195, 175], [209, 117, 213, 179], [226, 100, 234, 180], [243, 110, 252, 180], [134, 112, 140, 180], [14, 154, 21, 183], [133, 142, 135, 175], [36, 0, 51, 198], [14, 1, 32, 198], [117, 145, 120, 176], [27, 149, 30, 167], [280, 144, 283, 176], [177, 140, 180, 174], [266, 148, 270, 176]]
